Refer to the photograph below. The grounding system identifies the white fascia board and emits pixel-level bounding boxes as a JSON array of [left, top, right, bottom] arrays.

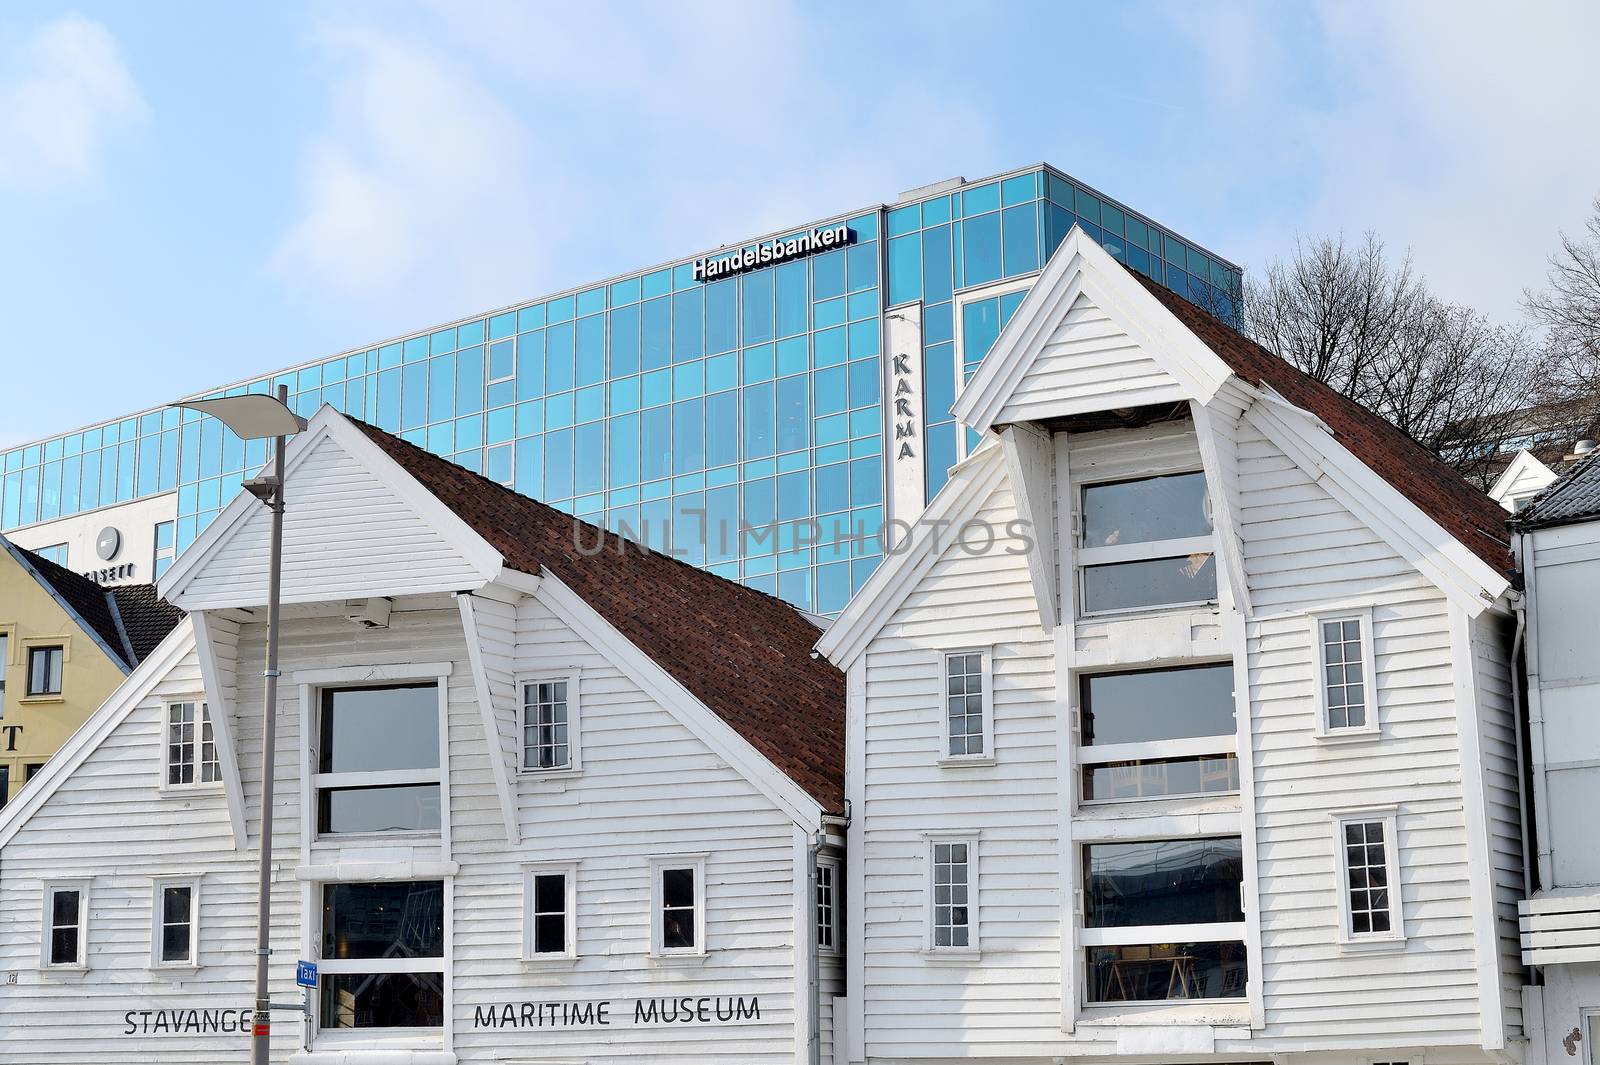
[[190, 611, 247, 850], [0, 618, 197, 850], [1243, 394, 1509, 616], [999, 424, 1058, 632], [814, 443, 1010, 668], [1488, 449, 1556, 511], [455, 593, 520, 846], [953, 227, 1234, 434], [159, 406, 505, 607], [533, 572, 825, 832], [1190, 400, 1252, 621]]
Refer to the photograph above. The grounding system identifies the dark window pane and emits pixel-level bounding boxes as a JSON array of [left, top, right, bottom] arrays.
[[52, 889, 78, 927], [1084, 838, 1243, 927], [1081, 664, 1235, 745], [319, 685, 438, 773], [533, 873, 565, 914], [1083, 553, 1216, 613], [318, 784, 441, 834], [162, 921, 191, 962], [1082, 472, 1211, 546], [162, 885, 191, 925], [321, 971, 444, 1029], [50, 927, 78, 965], [663, 868, 694, 908], [1083, 754, 1239, 800], [663, 908, 695, 950], [534, 914, 565, 954], [1086, 941, 1246, 1002], [322, 881, 444, 959]]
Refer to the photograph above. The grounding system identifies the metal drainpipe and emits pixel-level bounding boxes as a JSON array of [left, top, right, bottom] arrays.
[[1508, 578, 1534, 901], [1518, 533, 1555, 889], [808, 830, 822, 1065]]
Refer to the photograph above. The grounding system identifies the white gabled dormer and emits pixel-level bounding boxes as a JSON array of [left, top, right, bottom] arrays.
[[823, 227, 1523, 1065]]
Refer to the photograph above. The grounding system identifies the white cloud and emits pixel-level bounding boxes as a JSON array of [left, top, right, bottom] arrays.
[[1165, 0, 1600, 320], [0, 14, 145, 189]]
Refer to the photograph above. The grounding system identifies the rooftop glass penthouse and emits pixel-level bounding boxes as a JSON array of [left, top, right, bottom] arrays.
[[1, 163, 1240, 615]]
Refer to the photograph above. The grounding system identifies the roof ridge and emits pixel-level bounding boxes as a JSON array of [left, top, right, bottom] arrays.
[[101, 585, 138, 669]]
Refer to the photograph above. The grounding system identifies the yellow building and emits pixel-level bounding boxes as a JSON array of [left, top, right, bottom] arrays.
[[0, 535, 181, 807]]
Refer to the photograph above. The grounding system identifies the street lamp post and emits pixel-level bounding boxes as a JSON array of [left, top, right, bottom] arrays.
[[171, 386, 304, 1065]]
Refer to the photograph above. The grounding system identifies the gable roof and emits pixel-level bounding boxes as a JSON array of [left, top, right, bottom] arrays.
[[347, 419, 846, 813], [1132, 274, 1512, 577], [0, 536, 182, 671], [1510, 452, 1600, 531]]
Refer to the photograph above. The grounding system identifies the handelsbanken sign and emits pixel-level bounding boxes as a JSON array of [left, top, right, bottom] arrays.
[[692, 225, 852, 282]]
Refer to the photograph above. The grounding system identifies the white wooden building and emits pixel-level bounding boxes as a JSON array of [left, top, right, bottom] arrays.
[[817, 230, 1528, 1065], [1509, 458, 1600, 1065], [0, 408, 846, 1065]]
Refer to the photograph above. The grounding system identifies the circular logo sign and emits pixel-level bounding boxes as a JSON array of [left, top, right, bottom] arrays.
[[95, 526, 122, 562]]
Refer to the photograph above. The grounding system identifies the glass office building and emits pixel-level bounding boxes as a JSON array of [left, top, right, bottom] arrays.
[[0, 164, 1240, 615]]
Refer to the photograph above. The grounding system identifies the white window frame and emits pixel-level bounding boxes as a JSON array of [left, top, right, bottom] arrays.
[[952, 276, 1037, 461], [40, 878, 90, 970], [1582, 1008, 1600, 1065], [150, 876, 201, 970], [938, 648, 994, 765], [816, 857, 841, 955], [1310, 608, 1379, 740], [161, 700, 222, 792], [1078, 836, 1248, 1007], [518, 671, 582, 775], [308, 677, 446, 843], [1074, 471, 1218, 618], [1330, 808, 1405, 949], [1075, 662, 1239, 806], [649, 854, 708, 958], [152, 521, 175, 578], [522, 862, 578, 962], [487, 336, 517, 385], [923, 832, 979, 955], [314, 878, 447, 1043]]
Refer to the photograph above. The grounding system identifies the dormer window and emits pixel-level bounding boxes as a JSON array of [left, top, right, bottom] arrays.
[[1077, 471, 1215, 615]]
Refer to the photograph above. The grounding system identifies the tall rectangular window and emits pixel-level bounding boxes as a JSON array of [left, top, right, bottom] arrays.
[[0, 632, 9, 702], [321, 881, 445, 1029], [651, 858, 705, 956], [43, 884, 86, 967], [1083, 837, 1246, 1003], [1077, 472, 1216, 614], [521, 677, 578, 772], [928, 838, 975, 951], [165, 702, 220, 787], [524, 865, 576, 960], [816, 860, 839, 953], [1314, 611, 1376, 736], [152, 520, 175, 579], [316, 684, 440, 836], [26, 645, 63, 697], [943, 650, 990, 760], [1079, 664, 1238, 802], [153, 881, 197, 966], [1334, 813, 1403, 943]]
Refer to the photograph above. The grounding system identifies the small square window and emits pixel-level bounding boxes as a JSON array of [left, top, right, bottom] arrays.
[[26, 645, 63, 697], [165, 702, 221, 788], [650, 857, 706, 957], [521, 675, 580, 772]]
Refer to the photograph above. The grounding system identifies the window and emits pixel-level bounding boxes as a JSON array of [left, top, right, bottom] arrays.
[[1083, 837, 1246, 1003], [165, 702, 220, 787], [942, 649, 991, 760], [650, 857, 706, 956], [0, 766, 8, 810], [523, 865, 576, 960], [152, 879, 198, 967], [927, 837, 977, 952], [816, 859, 840, 953], [41, 882, 88, 968], [316, 684, 441, 836], [34, 543, 68, 565], [1313, 610, 1377, 737], [521, 676, 579, 772], [1585, 1010, 1600, 1065], [25, 762, 44, 781], [1079, 664, 1238, 802], [152, 521, 175, 579], [1077, 472, 1216, 614], [26, 645, 63, 697], [320, 881, 444, 1030], [1333, 812, 1403, 945], [0, 632, 9, 702]]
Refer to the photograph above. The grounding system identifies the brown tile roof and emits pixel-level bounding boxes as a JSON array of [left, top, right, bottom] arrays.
[[1, 537, 183, 670], [349, 419, 846, 813], [1132, 274, 1513, 578]]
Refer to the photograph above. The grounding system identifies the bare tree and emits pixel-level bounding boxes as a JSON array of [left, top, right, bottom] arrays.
[[1244, 232, 1536, 488], [1525, 194, 1600, 425]]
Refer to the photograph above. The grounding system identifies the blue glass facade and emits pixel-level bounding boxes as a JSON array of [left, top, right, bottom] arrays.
[[1, 165, 1240, 615]]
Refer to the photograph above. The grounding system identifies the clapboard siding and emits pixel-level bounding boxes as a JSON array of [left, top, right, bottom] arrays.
[[175, 433, 487, 609], [994, 293, 1186, 425], [1472, 610, 1525, 1037], [1, 590, 813, 1064], [1235, 415, 1485, 1045], [861, 477, 1063, 1058]]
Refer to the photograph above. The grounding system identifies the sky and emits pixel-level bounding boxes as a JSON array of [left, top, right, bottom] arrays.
[[2, 0, 1597, 450]]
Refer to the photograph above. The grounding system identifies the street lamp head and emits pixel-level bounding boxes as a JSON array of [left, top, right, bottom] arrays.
[[170, 394, 306, 440]]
